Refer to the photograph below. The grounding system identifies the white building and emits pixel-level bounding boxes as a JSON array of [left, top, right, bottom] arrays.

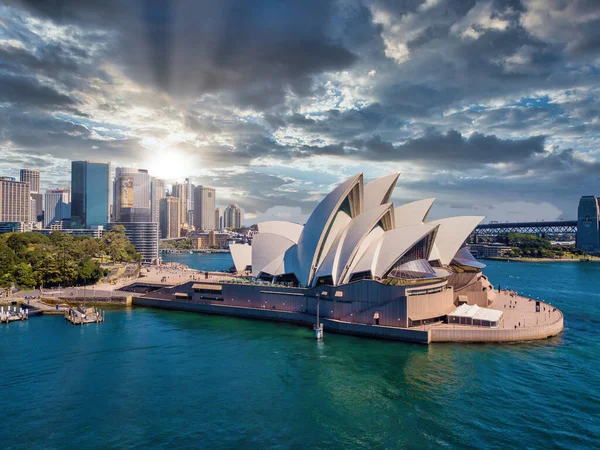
[[44, 188, 71, 228]]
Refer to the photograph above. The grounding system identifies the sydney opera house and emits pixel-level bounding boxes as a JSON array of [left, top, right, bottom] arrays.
[[135, 173, 564, 343]]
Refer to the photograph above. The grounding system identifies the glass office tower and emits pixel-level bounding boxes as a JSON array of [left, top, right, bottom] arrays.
[[71, 161, 110, 229]]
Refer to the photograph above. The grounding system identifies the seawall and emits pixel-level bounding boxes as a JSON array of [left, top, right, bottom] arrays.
[[133, 297, 431, 344], [430, 311, 564, 342]]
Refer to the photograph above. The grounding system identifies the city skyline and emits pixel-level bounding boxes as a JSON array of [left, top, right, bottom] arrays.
[[2, 1, 600, 225]]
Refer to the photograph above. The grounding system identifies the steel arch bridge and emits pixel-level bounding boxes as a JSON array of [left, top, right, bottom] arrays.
[[472, 220, 577, 238]]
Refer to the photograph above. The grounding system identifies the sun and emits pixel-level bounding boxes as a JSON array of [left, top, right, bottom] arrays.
[[144, 148, 189, 181]]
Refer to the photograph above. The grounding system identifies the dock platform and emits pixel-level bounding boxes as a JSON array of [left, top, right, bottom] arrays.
[[1, 306, 29, 324], [65, 306, 105, 325]]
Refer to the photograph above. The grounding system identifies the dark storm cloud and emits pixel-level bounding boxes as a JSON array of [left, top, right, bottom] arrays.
[[296, 130, 546, 167], [0, 109, 145, 162], [0, 71, 76, 109], [9, 0, 358, 107], [3, 0, 600, 221]]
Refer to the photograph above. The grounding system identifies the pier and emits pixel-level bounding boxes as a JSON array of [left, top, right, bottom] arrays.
[[65, 306, 105, 325], [0, 306, 28, 324]]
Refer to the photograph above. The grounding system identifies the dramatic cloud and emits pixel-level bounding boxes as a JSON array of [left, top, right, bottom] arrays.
[[1, 0, 600, 223]]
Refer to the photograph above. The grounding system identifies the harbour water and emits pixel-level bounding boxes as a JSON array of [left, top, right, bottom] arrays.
[[2, 257, 599, 448]]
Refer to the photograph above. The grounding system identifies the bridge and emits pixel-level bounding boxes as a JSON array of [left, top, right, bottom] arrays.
[[472, 220, 578, 238]]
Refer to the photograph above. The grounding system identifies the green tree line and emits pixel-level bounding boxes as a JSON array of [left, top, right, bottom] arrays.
[[499, 232, 582, 258], [0, 225, 139, 289]]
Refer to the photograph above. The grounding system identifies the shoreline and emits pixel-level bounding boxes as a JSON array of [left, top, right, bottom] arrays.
[[483, 256, 600, 263]]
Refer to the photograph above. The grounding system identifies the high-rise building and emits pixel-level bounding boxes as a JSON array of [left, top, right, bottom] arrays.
[[20, 169, 40, 193], [31, 193, 43, 222], [224, 203, 243, 229], [71, 161, 110, 229], [576, 195, 600, 254], [44, 188, 71, 228], [20, 169, 43, 221], [151, 177, 165, 223], [193, 185, 216, 230], [215, 207, 223, 230], [185, 178, 195, 226], [171, 182, 188, 227], [160, 197, 180, 239], [107, 222, 159, 264], [0, 176, 30, 223], [113, 167, 151, 223]]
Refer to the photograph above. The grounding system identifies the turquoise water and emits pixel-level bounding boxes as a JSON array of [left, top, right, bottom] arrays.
[[2, 259, 599, 449]]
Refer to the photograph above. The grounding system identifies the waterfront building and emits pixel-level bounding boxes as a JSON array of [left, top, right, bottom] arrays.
[[468, 243, 513, 258], [224, 172, 490, 327], [71, 161, 110, 229], [223, 203, 242, 229], [576, 195, 600, 254], [151, 177, 165, 224], [107, 222, 159, 264], [0, 176, 30, 223], [44, 188, 71, 228], [137, 173, 565, 343], [215, 208, 223, 230], [171, 182, 189, 227], [192, 230, 230, 249], [160, 197, 180, 239], [193, 185, 216, 231], [113, 167, 152, 223]]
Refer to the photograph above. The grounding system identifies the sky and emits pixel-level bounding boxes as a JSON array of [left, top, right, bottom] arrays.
[[1, 0, 599, 225]]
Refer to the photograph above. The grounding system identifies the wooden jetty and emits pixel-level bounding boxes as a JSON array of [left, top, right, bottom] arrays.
[[65, 305, 105, 325], [0, 305, 29, 324]]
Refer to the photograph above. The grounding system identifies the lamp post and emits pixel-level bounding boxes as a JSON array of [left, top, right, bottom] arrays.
[[314, 293, 323, 340]]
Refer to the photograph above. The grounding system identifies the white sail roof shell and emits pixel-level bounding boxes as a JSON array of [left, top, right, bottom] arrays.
[[394, 198, 435, 227], [260, 251, 286, 276], [427, 216, 485, 265], [315, 203, 394, 285], [251, 233, 295, 277], [257, 221, 303, 243], [230, 243, 252, 273], [364, 173, 399, 210], [350, 223, 439, 279], [293, 173, 363, 286]]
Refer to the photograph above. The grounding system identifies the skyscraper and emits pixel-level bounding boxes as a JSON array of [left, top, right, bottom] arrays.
[[194, 185, 216, 230], [71, 161, 110, 229], [224, 203, 243, 229], [160, 197, 180, 238], [113, 167, 151, 223], [171, 182, 188, 227], [151, 177, 165, 223], [19, 169, 40, 193], [215, 207, 223, 230], [185, 178, 195, 226], [44, 188, 71, 228], [0, 176, 30, 222], [20, 169, 42, 221], [576, 195, 600, 253]]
